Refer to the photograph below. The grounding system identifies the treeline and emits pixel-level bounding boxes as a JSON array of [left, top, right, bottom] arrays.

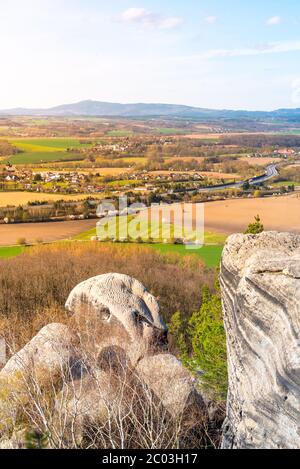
[[220, 134, 300, 148], [0, 199, 94, 223]]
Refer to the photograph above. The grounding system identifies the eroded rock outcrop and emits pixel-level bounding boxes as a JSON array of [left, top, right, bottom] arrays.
[[220, 232, 300, 449], [0, 273, 205, 448], [1, 323, 76, 378], [66, 273, 168, 364]]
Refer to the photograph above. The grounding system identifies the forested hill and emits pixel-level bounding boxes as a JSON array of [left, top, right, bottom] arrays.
[[2, 100, 300, 121]]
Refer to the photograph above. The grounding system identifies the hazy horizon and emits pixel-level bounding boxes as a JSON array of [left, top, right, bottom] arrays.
[[2, 0, 300, 111], [3, 98, 300, 114]]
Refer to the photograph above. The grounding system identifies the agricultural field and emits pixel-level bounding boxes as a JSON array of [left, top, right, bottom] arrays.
[[0, 219, 97, 246], [0, 191, 103, 207], [239, 156, 283, 166], [203, 193, 300, 234], [2, 193, 299, 249], [137, 197, 300, 236], [73, 218, 226, 268], [2, 138, 93, 164], [10, 138, 92, 151], [74, 222, 227, 245], [5, 151, 84, 164]]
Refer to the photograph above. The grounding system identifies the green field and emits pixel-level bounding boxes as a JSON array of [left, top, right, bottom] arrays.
[[0, 246, 25, 258], [6, 151, 84, 164], [106, 130, 134, 137], [74, 222, 226, 244], [3, 138, 92, 164], [10, 138, 93, 150], [148, 243, 223, 267], [73, 222, 225, 267]]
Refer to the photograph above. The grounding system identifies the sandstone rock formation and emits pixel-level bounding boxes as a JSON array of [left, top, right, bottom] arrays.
[[220, 231, 300, 449], [1, 323, 76, 378], [0, 273, 204, 449], [136, 353, 205, 418], [66, 273, 168, 363]]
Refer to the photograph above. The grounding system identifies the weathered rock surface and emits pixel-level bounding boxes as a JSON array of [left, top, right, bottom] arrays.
[[137, 354, 205, 418], [66, 273, 168, 363], [220, 231, 300, 449], [1, 323, 76, 378]]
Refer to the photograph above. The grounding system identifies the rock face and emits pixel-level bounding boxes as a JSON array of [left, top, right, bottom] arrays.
[[1, 324, 76, 378], [136, 353, 205, 418], [220, 232, 300, 449]]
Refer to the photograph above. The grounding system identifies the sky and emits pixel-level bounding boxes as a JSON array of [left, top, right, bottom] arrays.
[[1, 0, 300, 111]]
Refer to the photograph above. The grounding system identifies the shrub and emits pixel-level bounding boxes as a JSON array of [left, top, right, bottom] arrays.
[[244, 215, 264, 234], [169, 284, 228, 402], [188, 285, 227, 401], [17, 238, 27, 246]]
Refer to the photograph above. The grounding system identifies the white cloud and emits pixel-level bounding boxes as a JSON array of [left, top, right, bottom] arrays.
[[120, 8, 183, 30], [121, 8, 153, 24], [266, 16, 282, 26], [205, 16, 217, 24], [159, 17, 183, 30], [168, 41, 300, 63]]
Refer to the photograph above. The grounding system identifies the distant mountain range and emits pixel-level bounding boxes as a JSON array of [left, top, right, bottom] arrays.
[[1, 100, 300, 120]]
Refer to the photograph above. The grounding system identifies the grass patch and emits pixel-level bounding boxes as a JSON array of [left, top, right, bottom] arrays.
[[0, 246, 25, 258], [147, 244, 223, 268]]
